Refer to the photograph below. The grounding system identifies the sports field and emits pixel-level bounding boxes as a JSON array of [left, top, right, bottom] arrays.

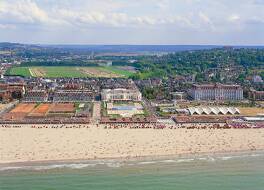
[[28, 103, 51, 117], [3, 103, 79, 120], [7, 66, 133, 78]]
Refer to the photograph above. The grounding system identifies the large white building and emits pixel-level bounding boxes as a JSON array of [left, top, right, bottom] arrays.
[[188, 107, 240, 115], [101, 88, 142, 102], [189, 84, 243, 101]]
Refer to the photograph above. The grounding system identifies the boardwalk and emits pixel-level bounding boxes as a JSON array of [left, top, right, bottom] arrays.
[[92, 102, 101, 124]]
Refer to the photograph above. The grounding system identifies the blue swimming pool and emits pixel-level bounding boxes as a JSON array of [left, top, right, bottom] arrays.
[[112, 106, 136, 110]]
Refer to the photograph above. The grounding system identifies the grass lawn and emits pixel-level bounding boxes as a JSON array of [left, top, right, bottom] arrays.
[[100, 66, 134, 78], [40, 67, 88, 78], [7, 67, 32, 77], [6, 66, 134, 78]]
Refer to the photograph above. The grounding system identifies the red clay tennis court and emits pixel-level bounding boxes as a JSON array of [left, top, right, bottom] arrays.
[[29, 103, 51, 117], [49, 103, 75, 113], [3, 103, 36, 120]]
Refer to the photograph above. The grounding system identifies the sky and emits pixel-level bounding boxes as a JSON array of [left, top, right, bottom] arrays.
[[0, 0, 264, 45]]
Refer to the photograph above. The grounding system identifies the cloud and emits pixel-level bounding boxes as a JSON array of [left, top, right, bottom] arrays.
[[198, 12, 215, 30], [228, 14, 240, 22], [53, 7, 193, 28], [0, 0, 261, 29], [0, 0, 47, 24], [0, 0, 203, 29], [0, 23, 16, 29], [0, 0, 263, 44], [0, 0, 68, 26], [246, 17, 264, 24]]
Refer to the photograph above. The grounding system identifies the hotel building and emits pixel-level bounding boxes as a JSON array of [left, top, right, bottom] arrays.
[[101, 88, 142, 102], [189, 84, 243, 101]]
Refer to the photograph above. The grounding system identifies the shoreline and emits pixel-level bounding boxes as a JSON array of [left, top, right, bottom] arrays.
[[1, 149, 264, 170]]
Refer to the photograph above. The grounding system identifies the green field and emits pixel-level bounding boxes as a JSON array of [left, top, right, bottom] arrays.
[[6, 66, 134, 78], [8, 67, 32, 77]]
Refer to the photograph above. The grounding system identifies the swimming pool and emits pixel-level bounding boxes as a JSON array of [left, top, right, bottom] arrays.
[[112, 106, 137, 111]]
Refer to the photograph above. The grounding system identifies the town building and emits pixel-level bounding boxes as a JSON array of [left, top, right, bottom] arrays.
[[101, 88, 142, 102], [23, 90, 48, 102], [252, 75, 263, 83], [53, 90, 95, 102], [248, 88, 264, 101], [171, 92, 186, 101], [189, 84, 243, 101], [0, 83, 25, 102]]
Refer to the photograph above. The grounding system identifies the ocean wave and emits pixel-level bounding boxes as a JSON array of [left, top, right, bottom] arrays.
[[249, 153, 264, 157], [1, 152, 264, 171], [34, 163, 97, 170], [0, 166, 24, 171], [105, 162, 123, 168], [197, 157, 207, 161], [218, 152, 264, 161], [0, 163, 97, 171], [0, 161, 124, 171], [137, 161, 159, 165], [176, 158, 195, 163], [220, 156, 233, 161], [207, 156, 216, 162], [159, 159, 177, 163]]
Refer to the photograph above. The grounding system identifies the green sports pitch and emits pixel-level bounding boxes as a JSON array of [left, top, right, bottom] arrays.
[[6, 66, 134, 78]]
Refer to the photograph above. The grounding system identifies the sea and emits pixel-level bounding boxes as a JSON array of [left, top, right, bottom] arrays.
[[1, 151, 264, 190]]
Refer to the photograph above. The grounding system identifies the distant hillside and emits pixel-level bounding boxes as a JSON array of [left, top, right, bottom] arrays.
[[2, 43, 264, 53], [40, 45, 222, 53], [0, 42, 40, 51]]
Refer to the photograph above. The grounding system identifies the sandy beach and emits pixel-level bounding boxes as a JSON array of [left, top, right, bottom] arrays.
[[1, 125, 264, 164]]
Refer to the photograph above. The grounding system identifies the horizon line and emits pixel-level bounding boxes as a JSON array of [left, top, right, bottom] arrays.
[[1, 42, 264, 47]]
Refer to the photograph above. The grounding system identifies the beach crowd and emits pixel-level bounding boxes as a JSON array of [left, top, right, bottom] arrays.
[[1, 122, 264, 129]]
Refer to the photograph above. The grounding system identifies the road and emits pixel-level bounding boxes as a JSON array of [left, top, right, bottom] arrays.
[[92, 101, 101, 124], [142, 97, 157, 117]]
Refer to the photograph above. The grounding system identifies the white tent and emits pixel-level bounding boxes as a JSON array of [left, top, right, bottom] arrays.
[[188, 107, 240, 115]]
